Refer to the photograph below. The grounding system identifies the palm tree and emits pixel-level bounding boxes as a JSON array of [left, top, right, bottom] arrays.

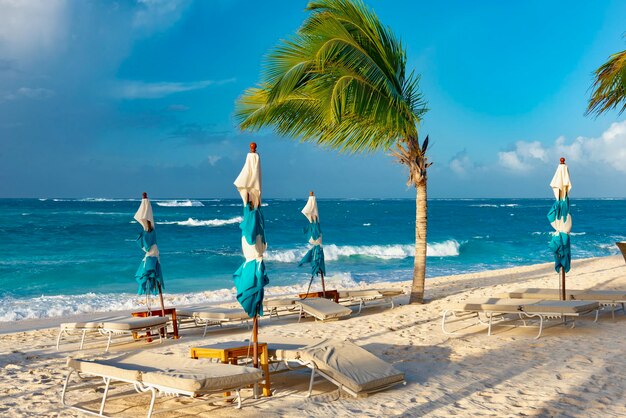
[[235, 0, 429, 303], [587, 46, 626, 116]]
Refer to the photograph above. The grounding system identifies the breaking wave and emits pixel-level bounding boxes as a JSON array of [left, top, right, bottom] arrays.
[[159, 217, 242, 227], [156, 200, 205, 207], [265, 240, 461, 262]]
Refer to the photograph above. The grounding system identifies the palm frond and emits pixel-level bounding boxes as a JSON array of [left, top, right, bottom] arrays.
[[234, 0, 427, 154], [587, 48, 626, 116]]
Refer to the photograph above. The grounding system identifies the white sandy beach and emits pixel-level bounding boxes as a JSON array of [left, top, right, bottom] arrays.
[[2, 255, 626, 417]]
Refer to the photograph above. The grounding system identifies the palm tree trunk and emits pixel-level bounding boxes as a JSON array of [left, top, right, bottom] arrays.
[[409, 177, 427, 304]]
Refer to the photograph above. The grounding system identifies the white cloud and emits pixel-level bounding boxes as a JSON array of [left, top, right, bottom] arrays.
[[113, 78, 236, 99], [498, 140, 548, 172], [0, 0, 68, 61], [498, 150, 526, 171], [449, 150, 472, 176], [498, 121, 626, 174], [207, 155, 222, 166]]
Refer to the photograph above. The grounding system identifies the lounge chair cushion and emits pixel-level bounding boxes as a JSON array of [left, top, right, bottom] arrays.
[[374, 289, 404, 297], [338, 290, 382, 299], [139, 354, 262, 393], [194, 308, 250, 321], [458, 298, 598, 314], [60, 321, 102, 330], [67, 356, 142, 382], [101, 316, 167, 331], [298, 298, 352, 320], [503, 288, 626, 302], [67, 353, 263, 393], [264, 298, 299, 308], [269, 339, 404, 393]]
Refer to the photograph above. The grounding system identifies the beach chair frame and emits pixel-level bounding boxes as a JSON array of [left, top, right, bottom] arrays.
[[441, 306, 600, 339], [276, 357, 405, 398], [60, 367, 250, 417]]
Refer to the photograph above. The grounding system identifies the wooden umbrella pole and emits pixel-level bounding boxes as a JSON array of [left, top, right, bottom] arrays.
[[157, 282, 166, 317], [560, 268, 566, 301], [320, 271, 326, 297], [252, 315, 259, 368]]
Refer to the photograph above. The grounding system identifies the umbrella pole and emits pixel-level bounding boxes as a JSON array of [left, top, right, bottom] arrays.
[[252, 315, 259, 368], [320, 271, 326, 297], [157, 282, 166, 317], [560, 267, 566, 301]]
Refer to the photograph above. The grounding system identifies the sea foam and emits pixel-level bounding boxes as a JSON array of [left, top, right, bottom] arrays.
[[265, 240, 460, 262], [0, 272, 364, 322], [156, 200, 204, 207], [159, 216, 242, 227]]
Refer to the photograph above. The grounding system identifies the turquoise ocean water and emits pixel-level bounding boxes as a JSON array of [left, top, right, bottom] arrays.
[[0, 198, 624, 321]]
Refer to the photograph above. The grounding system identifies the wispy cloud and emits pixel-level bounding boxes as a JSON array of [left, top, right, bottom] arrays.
[[112, 78, 236, 99], [168, 123, 230, 144], [133, 0, 192, 30], [3, 87, 55, 101]]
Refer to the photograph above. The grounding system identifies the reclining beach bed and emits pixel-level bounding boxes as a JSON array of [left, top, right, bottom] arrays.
[[61, 352, 263, 417], [57, 316, 169, 352], [441, 298, 600, 339], [337, 288, 404, 314], [500, 288, 626, 319], [264, 297, 301, 319], [263, 297, 352, 322], [267, 338, 405, 398], [296, 298, 352, 322], [176, 306, 251, 336]]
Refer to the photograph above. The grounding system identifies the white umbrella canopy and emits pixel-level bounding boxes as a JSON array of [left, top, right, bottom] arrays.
[[299, 192, 326, 294], [232, 142, 269, 369], [133, 192, 165, 315], [133, 193, 155, 232], [547, 158, 572, 300]]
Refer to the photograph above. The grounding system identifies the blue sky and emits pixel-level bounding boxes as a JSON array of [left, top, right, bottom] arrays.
[[0, 0, 625, 198]]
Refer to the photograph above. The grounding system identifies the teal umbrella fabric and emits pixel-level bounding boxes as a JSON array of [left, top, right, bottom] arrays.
[[547, 162, 572, 273], [133, 197, 164, 296], [233, 151, 269, 318], [233, 205, 269, 317], [135, 229, 164, 295], [299, 194, 326, 281]]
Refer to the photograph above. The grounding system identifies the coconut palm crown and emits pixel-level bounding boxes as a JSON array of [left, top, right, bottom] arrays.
[[587, 47, 626, 116], [235, 0, 430, 303]]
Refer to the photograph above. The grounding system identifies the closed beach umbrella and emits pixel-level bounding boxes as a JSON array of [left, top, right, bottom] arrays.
[[233, 142, 269, 368], [134, 192, 165, 315], [299, 191, 327, 294], [547, 158, 572, 301]]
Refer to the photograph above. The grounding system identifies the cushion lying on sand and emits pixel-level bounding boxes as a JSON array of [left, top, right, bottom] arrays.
[[101, 316, 168, 331], [502, 288, 626, 301], [67, 352, 263, 393], [457, 298, 599, 314], [267, 338, 405, 394]]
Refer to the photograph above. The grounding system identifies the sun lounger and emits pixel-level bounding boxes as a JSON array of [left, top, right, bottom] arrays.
[[500, 288, 626, 319], [176, 306, 251, 336], [267, 338, 405, 397], [57, 316, 168, 352], [264, 297, 301, 319], [441, 298, 600, 339], [338, 288, 404, 314], [61, 352, 263, 416], [296, 298, 352, 322]]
